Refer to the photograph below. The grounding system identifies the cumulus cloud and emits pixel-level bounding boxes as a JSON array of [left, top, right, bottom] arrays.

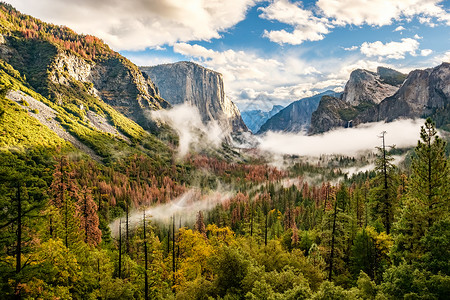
[[259, 0, 330, 45], [5, 0, 256, 50], [433, 51, 450, 64], [259, 119, 425, 157], [421, 49, 433, 56], [257, 0, 450, 46], [317, 0, 450, 26], [360, 38, 420, 59]]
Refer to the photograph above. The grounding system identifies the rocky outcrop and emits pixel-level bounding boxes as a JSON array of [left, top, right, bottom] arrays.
[[341, 67, 404, 105], [309, 63, 450, 134], [259, 90, 340, 134], [241, 105, 283, 133], [377, 63, 450, 121], [141, 61, 247, 134], [309, 96, 356, 134], [47, 52, 169, 124]]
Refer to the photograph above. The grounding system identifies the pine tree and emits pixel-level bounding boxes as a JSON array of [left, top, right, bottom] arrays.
[[370, 131, 398, 234], [409, 118, 449, 225], [394, 118, 450, 263], [77, 186, 101, 246], [50, 156, 81, 248], [195, 211, 206, 238]]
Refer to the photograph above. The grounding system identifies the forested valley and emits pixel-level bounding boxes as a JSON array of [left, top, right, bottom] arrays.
[[1, 117, 449, 299]]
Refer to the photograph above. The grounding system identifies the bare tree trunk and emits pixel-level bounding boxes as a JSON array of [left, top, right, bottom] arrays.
[[126, 202, 129, 254], [15, 182, 22, 300], [172, 215, 175, 293], [264, 212, 268, 247], [118, 219, 122, 279], [143, 210, 148, 300], [329, 197, 338, 281]]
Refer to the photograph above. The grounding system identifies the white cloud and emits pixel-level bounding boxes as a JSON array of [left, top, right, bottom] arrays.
[[258, 0, 450, 46], [5, 0, 256, 50], [360, 38, 420, 59], [317, 0, 450, 27], [421, 49, 433, 56], [259, 0, 330, 45], [344, 46, 358, 51], [259, 119, 425, 156], [433, 51, 450, 64]]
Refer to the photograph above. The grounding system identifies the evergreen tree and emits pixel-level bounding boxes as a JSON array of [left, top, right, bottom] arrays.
[[394, 118, 450, 263], [370, 131, 398, 234], [195, 210, 207, 238], [77, 186, 101, 246], [409, 118, 449, 225]]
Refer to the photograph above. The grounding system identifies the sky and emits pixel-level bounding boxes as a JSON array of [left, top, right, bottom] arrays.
[[5, 0, 450, 111]]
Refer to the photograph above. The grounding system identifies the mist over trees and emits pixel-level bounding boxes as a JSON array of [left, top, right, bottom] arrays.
[[1, 116, 449, 299]]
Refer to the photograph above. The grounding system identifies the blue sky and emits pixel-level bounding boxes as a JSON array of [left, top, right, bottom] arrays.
[[5, 0, 450, 111]]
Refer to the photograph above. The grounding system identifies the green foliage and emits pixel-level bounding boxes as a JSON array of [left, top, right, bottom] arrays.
[[338, 107, 358, 122], [0, 97, 67, 149]]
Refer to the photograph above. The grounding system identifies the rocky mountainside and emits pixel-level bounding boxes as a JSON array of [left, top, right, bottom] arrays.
[[0, 4, 169, 131], [259, 90, 340, 134], [141, 61, 247, 134], [309, 64, 450, 134], [241, 105, 283, 133], [0, 3, 176, 161]]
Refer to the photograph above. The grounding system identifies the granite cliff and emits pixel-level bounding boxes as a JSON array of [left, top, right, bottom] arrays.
[[141, 61, 247, 134], [310, 64, 450, 134]]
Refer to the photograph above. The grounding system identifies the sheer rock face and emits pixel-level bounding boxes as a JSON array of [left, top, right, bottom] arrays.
[[141, 61, 247, 134], [341, 68, 403, 105], [378, 63, 450, 121], [258, 91, 340, 134], [309, 64, 450, 134]]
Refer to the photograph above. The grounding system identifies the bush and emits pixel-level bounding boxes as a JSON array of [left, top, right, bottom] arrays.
[[20, 98, 29, 106]]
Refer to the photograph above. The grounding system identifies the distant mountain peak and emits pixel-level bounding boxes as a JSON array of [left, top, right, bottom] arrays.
[[257, 90, 340, 134]]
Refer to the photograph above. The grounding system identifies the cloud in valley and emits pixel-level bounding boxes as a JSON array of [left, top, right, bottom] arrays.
[[151, 104, 225, 157], [259, 119, 425, 157], [109, 188, 234, 237]]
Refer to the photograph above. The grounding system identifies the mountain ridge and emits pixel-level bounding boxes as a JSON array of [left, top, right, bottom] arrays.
[[309, 63, 450, 134], [258, 90, 341, 134]]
